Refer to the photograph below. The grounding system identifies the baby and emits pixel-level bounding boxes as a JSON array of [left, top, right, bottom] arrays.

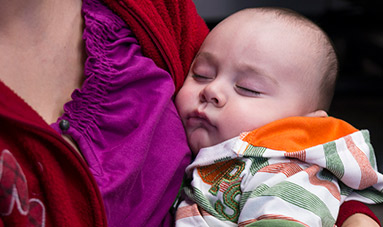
[[174, 7, 383, 227]]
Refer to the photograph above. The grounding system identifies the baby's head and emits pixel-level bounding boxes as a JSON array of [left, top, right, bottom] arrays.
[[176, 7, 338, 155]]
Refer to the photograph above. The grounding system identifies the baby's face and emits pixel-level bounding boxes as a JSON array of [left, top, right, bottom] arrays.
[[176, 13, 322, 155]]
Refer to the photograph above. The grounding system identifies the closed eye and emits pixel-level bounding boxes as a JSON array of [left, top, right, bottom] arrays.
[[235, 85, 261, 96], [192, 74, 212, 82]]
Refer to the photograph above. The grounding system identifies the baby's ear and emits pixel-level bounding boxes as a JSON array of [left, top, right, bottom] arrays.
[[304, 110, 328, 118]]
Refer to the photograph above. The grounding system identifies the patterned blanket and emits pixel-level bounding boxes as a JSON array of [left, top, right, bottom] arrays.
[[175, 117, 383, 227]]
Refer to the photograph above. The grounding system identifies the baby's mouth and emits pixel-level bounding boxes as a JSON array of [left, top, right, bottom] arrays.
[[186, 111, 215, 129]]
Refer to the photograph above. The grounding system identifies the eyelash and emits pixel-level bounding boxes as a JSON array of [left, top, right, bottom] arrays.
[[235, 85, 261, 96], [192, 74, 261, 96], [192, 74, 211, 81]]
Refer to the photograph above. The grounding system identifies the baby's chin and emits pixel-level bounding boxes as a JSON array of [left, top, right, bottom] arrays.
[[187, 129, 213, 156], [190, 142, 205, 157], [187, 130, 233, 156], [189, 139, 223, 157], [189, 141, 210, 157]]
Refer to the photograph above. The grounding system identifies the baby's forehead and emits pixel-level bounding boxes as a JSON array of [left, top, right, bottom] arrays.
[[212, 8, 334, 110]]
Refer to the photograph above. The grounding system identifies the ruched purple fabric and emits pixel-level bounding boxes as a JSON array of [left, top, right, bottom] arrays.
[[51, 0, 191, 225]]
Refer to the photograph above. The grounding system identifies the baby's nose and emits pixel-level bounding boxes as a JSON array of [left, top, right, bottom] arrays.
[[199, 82, 226, 107]]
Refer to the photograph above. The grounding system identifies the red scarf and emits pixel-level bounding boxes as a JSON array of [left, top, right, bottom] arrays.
[[104, 0, 209, 93]]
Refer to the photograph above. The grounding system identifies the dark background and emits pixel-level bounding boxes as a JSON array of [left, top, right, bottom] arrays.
[[193, 0, 383, 172]]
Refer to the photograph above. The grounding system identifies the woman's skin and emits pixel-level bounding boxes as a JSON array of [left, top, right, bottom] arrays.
[[0, 0, 84, 124], [0, 0, 85, 160], [342, 214, 379, 227]]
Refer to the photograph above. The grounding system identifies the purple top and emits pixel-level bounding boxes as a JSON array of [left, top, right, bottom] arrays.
[[51, 0, 191, 226]]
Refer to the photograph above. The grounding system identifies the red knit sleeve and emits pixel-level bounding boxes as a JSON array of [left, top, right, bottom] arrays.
[[336, 201, 381, 226], [103, 0, 209, 93]]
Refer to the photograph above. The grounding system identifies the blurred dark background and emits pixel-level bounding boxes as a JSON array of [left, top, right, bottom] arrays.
[[193, 0, 383, 172]]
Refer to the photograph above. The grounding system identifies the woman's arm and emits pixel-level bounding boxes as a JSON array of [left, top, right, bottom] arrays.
[[337, 201, 380, 227], [341, 214, 379, 227]]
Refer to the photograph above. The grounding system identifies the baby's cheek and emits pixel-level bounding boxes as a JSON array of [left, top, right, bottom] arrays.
[[175, 93, 188, 113], [221, 117, 258, 139], [219, 123, 244, 141]]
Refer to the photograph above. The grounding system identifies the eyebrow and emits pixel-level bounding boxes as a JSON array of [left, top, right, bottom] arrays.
[[193, 52, 217, 65]]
